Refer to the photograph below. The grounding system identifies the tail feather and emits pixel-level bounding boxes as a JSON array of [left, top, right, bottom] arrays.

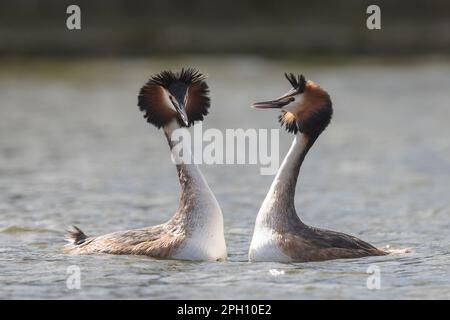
[[65, 225, 88, 245]]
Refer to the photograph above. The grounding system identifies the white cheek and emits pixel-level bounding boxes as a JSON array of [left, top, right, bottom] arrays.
[[162, 89, 177, 112], [184, 87, 190, 106], [282, 94, 303, 113]]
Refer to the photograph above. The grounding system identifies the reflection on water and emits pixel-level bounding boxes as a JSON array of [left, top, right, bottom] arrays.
[[0, 58, 449, 299]]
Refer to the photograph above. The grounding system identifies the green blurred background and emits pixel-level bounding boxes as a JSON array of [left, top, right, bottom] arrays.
[[1, 0, 449, 57]]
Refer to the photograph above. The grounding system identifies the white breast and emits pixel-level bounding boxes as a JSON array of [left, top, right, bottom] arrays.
[[172, 209, 227, 261], [248, 226, 291, 262], [172, 186, 227, 261]]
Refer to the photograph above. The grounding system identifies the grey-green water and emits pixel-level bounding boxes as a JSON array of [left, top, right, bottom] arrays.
[[0, 57, 449, 299]]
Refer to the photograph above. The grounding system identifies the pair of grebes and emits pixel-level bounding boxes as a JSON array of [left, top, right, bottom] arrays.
[[64, 68, 387, 262]]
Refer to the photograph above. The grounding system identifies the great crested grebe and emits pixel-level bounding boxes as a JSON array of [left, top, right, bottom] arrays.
[[64, 68, 227, 261], [248, 73, 387, 262]]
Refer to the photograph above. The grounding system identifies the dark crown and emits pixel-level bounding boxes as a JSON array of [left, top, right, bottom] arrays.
[[149, 68, 207, 88], [284, 73, 306, 93]]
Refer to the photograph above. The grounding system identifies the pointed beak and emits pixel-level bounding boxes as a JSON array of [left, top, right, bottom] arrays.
[[252, 100, 284, 109], [171, 95, 189, 126], [176, 101, 189, 126], [251, 97, 294, 109]]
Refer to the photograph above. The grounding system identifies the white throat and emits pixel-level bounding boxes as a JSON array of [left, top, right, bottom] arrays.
[[163, 120, 221, 219], [163, 119, 227, 260], [249, 132, 309, 262], [255, 133, 310, 229]]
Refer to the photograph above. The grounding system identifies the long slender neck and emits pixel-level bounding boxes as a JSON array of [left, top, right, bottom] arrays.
[[256, 132, 315, 230], [162, 120, 221, 227]]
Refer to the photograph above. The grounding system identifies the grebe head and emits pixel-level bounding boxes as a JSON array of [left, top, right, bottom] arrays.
[[252, 73, 333, 137], [138, 68, 210, 128]]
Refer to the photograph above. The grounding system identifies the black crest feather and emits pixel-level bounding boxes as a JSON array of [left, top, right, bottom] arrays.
[[284, 73, 306, 93], [149, 68, 207, 88]]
